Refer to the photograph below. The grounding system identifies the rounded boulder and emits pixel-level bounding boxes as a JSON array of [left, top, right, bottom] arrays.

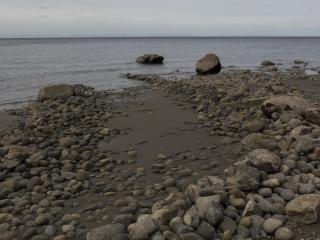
[[195, 53, 221, 75]]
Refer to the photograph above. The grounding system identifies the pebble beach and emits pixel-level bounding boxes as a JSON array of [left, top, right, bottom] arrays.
[[1, 59, 320, 240]]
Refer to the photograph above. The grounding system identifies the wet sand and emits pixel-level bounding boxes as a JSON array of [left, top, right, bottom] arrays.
[[0, 110, 21, 136]]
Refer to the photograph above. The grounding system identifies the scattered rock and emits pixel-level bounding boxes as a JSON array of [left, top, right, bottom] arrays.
[[226, 165, 261, 191], [274, 227, 294, 240], [261, 96, 309, 118], [136, 54, 164, 64], [261, 60, 276, 67], [195, 53, 221, 75], [262, 218, 283, 234], [285, 194, 320, 224], [245, 149, 282, 173], [38, 84, 74, 101], [87, 223, 127, 240]]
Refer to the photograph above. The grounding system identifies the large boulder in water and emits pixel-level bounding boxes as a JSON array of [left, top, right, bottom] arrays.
[[38, 84, 74, 101], [195, 53, 221, 75], [136, 54, 164, 64]]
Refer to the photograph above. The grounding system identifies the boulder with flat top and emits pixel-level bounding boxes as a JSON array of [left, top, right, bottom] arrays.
[[285, 194, 320, 224], [261, 96, 309, 117], [38, 84, 74, 101]]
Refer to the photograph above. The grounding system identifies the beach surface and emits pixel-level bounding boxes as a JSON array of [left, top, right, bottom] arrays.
[[1, 66, 320, 240], [0, 110, 21, 135]]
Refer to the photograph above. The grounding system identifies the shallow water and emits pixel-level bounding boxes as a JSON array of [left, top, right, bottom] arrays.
[[0, 37, 320, 108]]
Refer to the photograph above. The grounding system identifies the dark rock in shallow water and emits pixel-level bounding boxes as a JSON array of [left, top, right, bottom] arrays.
[[261, 60, 276, 67], [195, 53, 221, 75], [136, 54, 164, 64], [294, 59, 304, 64]]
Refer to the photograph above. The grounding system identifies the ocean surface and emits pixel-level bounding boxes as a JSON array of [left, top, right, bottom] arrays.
[[0, 37, 320, 109]]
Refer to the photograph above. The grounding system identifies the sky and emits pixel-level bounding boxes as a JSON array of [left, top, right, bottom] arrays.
[[0, 0, 320, 37]]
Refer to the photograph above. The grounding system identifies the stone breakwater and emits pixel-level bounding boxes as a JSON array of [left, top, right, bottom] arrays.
[[0, 68, 320, 240]]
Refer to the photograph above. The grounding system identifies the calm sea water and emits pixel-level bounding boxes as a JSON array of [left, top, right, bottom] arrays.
[[0, 37, 320, 109]]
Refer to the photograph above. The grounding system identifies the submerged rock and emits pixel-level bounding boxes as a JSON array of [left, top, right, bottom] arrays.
[[261, 60, 276, 67], [195, 53, 221, 75], [136, 54, 164, 64]]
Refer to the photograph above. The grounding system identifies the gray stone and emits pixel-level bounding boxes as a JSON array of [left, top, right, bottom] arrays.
[[44, 225, 56, 236], [262, 218, 283, 234], [274, 227, 294, 240], [261, 60, 276, 67], [128, 214, 158, 240], [87, 223, 126, 240], [294, 135, 314, 154], [226, 165, 261, 191], [195, 53, 221, 75], [38, 84, 74, 101], [261, 96, 309, 118], [136, 54, 164, 64], [195, 195, 224, 226], [196, 221, 216, 240], [285, 194, 320, 224], [218, 216, 237, 235], [246, 149, 282, 173]]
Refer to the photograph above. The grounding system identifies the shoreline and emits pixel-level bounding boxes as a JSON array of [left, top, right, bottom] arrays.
[[0, 64, 319, 111], [1, 68, 320, 240]]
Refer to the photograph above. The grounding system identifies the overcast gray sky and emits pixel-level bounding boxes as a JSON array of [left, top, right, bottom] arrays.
[[1, 0, 320, 37]]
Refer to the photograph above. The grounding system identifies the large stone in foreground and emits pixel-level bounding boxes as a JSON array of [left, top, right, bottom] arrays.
[[261, 96, 309, 117], [226, 165, 261, 191], [285, 194, 320, 224], [86, 223, 127, 240], [38, 84, 74, 101], [136, 54, 164, 64], [304, 107, 320, 125], [245, 149, 282, 173], [195, 53, 221, 75], [128, 214, 158, 240]]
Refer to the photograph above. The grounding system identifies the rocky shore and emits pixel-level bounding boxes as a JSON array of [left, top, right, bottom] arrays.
[[1, 66, 320, 240]]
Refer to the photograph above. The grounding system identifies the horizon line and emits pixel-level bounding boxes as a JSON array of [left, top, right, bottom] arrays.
[[1, 35, 320, 39]]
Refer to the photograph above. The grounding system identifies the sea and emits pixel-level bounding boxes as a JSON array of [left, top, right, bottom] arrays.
[[0, 37, 320, 109]]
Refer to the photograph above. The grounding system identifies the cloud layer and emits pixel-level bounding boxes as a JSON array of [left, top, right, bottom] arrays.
[[1, 0, 319, 37]]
